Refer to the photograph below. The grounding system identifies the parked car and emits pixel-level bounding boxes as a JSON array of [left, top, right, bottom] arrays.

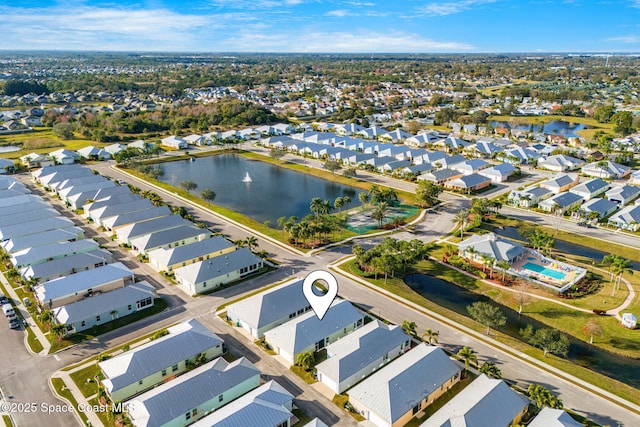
[[577, 221, 587, 227], [0, 293, 8, 305], [9, 318, 20, 329], [593, 309, 607, 315], [2, 303, 15, 317]]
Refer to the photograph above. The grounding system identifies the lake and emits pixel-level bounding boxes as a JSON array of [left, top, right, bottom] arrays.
[[405, 273, 640, 388], [155, 154, 360, 225], [490, 120, 588, 138]]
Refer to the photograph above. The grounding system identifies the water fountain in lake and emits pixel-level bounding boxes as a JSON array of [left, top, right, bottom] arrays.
[[242, 172, 252, 183]]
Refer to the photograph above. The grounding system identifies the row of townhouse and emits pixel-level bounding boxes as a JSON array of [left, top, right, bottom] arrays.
[[0, 175, 157, 334], [224, 277, 579, 427], [32, 164, 264, 296], [98, 318, 326, 427]]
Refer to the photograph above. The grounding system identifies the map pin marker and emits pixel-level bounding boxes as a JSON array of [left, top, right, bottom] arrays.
[[303, 270, 339, 320]]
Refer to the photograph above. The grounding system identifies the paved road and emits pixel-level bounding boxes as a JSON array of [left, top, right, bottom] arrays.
[[1, 156, 638, 426]]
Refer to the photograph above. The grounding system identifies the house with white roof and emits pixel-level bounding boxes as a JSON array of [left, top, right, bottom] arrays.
[[465, 141, 503, 158], [130, 225, 213, 256], [582, 161, 631, 180], [420, 375, 529, 427], [77, 145, 112, 160], [380, 128, 413, 143], [502, 147, 539, 164], [35, 262, 134, 309], [508, 187, 553, 208], [126, 357, 260, 427], [608, 205, 640, 231], [59, 180, 116, 204], [0, 207, 58, 227], [1, 227, 84, 254], [83, 193, 142, 219], [32, 163, 83, 182], [11, 238, 100, 269], [22, 248, 113, 282], [478, 163, 516, 183], [226, 277, 312, 339], [184, 134, 205, 145], [68, 185, 134, 210], [538, 154, 584, 172], [100, 319, 226, 402], [539, 173, 580, 194], [174, 247, 263, 295], [349, 344, 462, 427], [49, 149, 79, 165], [20, 152, 54, 168], [358, 126, 388, 140], [529, 407, 583, 427], [568, 178, 610, 200], [116, 214, 190, 246], [0, 216, 75, 240], [315, 320, 411, 394], [53, 281, 156, 334], [628, 169, 640, 186], [405, 132, 441, 148], [50, 173, 109, 193], [606, 184, 640, 206], [104, 143, 127, 155], [436, 136, 471, 152], [160, 135, 188, 149], [264, 299, 365, 365], [147, 235, 236, 272], [416, 169, 463, 185], [451, 159, 491, 175], [459, 233, 527, 264], [189, 380, 294, 427], [539, 192, 584, 214]]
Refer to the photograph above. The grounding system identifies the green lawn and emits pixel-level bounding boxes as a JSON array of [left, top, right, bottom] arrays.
[[0, 128, 103, 160], [26, 327, 44, 354], [290, 365, 317, 384], [69, 364, 103, 398], [50, 378, 89, 425]]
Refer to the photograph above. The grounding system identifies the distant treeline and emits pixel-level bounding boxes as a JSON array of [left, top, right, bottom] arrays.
[[2, 79, 50, 96]]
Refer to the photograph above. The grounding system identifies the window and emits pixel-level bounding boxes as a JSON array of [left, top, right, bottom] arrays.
[[412, 403, 422, 415], [192, 409, 197, 416], [297, 309, 304, 315], [356, 319, 363, 326], [96, 315, 100, 322], [383, 353, 389, 362], [139, 380, 143, 385], [218, 394, 223, 402], [80, 321, 85, 327], [172, 364, 179, 372], [127, 305, 132, 310], [185, 412, 191, 420], [161, 369, 167, 377], [137, 297, 152, 309]]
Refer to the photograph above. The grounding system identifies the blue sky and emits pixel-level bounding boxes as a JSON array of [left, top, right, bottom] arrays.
[[1, 0, 639, 52]]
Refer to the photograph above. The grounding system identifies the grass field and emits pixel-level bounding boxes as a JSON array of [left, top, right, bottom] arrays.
[[69, 364, 103, 398], [0, 128, 102, 159], [50, 377, 89, 425]]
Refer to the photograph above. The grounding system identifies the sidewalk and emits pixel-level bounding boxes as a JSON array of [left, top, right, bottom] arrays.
[[0, 270, 50, 355], [51, 369, 104, 427]]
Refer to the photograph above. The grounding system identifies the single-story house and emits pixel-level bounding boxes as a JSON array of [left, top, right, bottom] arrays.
[[452, 159, 491, 175], [379, 128, 413, 143], [160, 135, 188, 149], [184, 134, 205, 145], [83, 193, 142, 219], [529, 407, 584, 427], [88, 199, 155, 227], [32, 163, 85, 183], [67, 185, 134, 210], [128, 140, 153, 151], [420, 375, 529, 427], [76, 145, 112, 160], [315, 320, 411, 394], [459, 232, 527, 263], [581, 161, 631, 180], [416, 168, 463, 185], [419, 151, 447, 166], [264, 299, 365, 366], [11, 238, 100, 269], [576, 197, 618, 219], [539, 192, 584, 214], [130, 225, 213, 256], [503, 147, 539, 164], [35, 262, 134, 309], [1, 226, 84, 254], [508, 187, 553, 208], [341, 153, 376, 167], [397, 163, 434, 178], [22, 248, 113, 282], [102, 205, 172, 231], [405, 132, 440, 148], [104, 143, 127, 155], [100, 319, 226, 402], [0, 177, 28, 192], [20, 152, 54, 168], [606, 185, 640, 206], [439, 154, 468, 169], [378, 160, 412, 174], [0, 216, 75, 241], [539, 173, 580, 194], [173, 247, 264, 295], [59, 181, 116, 204], [126, 357, 260, 427], [53, 281, 156, 334], [49, 149, 79, 165], [0, 207, 59, 227], [628, 169, 640, 186], [116, 214, 191, 246], [188, 380, 294, 427], [466, 141, 504, 158], [444, 173, 492, 193], [568, 178, 610, 201], [478, 163, 516, 183], [0, 158, 15, 174], [349, 344, 462, 427], [436, 136, 471, 152], [336, 123, 365, 136], [538, 155, 584, 172], [226, 277, 312, 339], [147, 235, 236, 272], [358, 126, 388, 140], [608, 205, 640, 231]]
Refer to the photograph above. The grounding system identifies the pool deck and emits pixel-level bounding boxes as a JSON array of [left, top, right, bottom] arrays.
[[510, 251, 578, 290]]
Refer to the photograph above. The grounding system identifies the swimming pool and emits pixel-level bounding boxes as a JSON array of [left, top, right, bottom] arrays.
[[523, 262, 566, 281]]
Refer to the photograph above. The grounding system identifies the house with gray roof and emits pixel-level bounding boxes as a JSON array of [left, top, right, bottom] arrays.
[[32, 163, 84, 183], [102, 205, 172, 231], [226, 277, 312, 339], [503, 147, 539, 164], [420, 375, 529, 427], [508, 187, 553, 208], [100, 319, 226, 402], [68, 185, 134, 210], [49, 149, 79, 165], [59, 180, 116, 203], [22, 248, 112, 282], [264, 299, 365, 365], [53, 281, 156, 334], [0, 200, 48, 218], [539, 173, 579, 194], [1, 227, 84, 253], [538, 154, 584, 172], [397, 163, 434, 178], [445, 173, 492, 193], [0, 158, 15, 174], [608, 205, 640, 231], [569, 178, 609, 201], [529, 407, 583, 427], [606, 184, 640, 206], [380, 128, 413, 143], [576, 198, 618, 219], [0, 216, 75, 240], [82, 192, 141, 216], [51, 173, 106, 193], [126, 357, 260, 427], [349, 344, 462, 427], [0, 188, 29, 201], [452, 159, 491, 175], [35, 262, 134, 308], [189, 380, 294, 427], [416, 168, 463, 185], [458, 233, 527, 263], [0, 177, 28, 193], [316, 320, 411, 394], [439, 154, 468, 169], [130, 225, 213, 256], [87, 198, 153, 226], [0, 193, 42, 208], [116, 214, 190, 246], [11, 238, 100, 269], [466, 141, 503, 158], [174, 247, 263, 295], [437, 136, 471, 152], [0, 207, 59, 227], [539, 192, 584, 214], [378, 159, 412, 174], [478, 162, 516, 183], [419, 151, 447, 165], [581, 161, 631, 180], [148, 235, 236, 272]]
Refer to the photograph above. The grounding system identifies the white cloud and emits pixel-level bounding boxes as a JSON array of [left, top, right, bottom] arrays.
[[606, 35, 640, 43], [325, 9, 351, 17], [209, 0, 303, 9], [224, 29, 475, 52], [419, 0, 498, 17]]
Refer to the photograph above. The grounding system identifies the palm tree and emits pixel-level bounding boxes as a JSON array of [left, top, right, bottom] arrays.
[[453, 209, 471, 239], [358, 192, 370, 211], [401, 320, 417, 336], [496, 260, 511, 283], [6, 267, 20, 283], [464, 245, 478, 262], [244, 236, 259, 250], [596, 160, 609, 178], [310, 197, 323, 217], [611, 256, 633, 295], [457, 346, 478, 375], [342, 196, 352, 211], [372, 203, 389, 228], [200, 189, 216, 206], [421, 328, 439, 345], [334, 197, 344, 213], [479, 361, 502, 379], [296, 351, 315, 371], [482, 254, 496, 277], [51, 323, 67, 342]]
